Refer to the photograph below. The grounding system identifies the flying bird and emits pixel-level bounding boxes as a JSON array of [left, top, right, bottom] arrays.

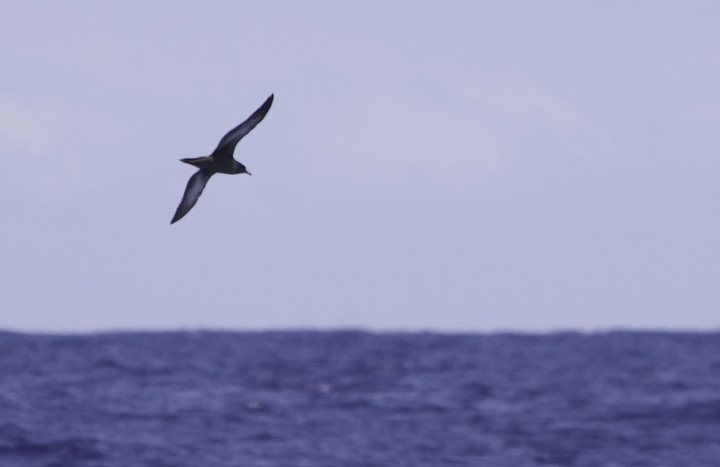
[[170, 94, 274, 224]]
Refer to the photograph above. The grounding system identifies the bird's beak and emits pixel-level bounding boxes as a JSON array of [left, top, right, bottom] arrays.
[[246, 171, 252, 176]]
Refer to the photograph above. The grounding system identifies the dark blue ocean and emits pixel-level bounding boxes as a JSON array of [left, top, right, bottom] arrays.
[[1, 331, 719, 466]]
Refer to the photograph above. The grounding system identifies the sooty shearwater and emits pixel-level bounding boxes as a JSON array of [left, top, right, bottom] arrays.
[[171, 94, 274, 224]]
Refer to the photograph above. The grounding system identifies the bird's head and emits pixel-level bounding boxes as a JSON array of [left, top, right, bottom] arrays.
[[235, 161, 252, 175]]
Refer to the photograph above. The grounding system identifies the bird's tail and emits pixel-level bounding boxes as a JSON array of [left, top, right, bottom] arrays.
[[180, 157, 211, 169]]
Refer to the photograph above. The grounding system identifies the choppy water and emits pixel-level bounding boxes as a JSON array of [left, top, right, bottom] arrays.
[[0, 331, 719, 466]]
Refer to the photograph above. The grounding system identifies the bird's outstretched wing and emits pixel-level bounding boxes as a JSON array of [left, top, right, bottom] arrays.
[[171, 170, 214, 224], [214, 94, 274, 159]]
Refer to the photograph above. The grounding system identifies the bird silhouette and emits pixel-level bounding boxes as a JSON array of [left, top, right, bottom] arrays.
[[171, 94, 274, 224]]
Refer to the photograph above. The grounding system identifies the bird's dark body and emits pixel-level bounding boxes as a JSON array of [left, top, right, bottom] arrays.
[[170, 94, 273, 224], [180, 156, 248, 175]]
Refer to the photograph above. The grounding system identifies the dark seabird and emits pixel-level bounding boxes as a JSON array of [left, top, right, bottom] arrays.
[[171, 94, 274, 224]]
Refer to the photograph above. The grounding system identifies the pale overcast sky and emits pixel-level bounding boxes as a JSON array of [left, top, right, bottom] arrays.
[[2, 2, 719, 333]]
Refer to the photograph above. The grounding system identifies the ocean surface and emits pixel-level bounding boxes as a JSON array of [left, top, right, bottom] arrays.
[[0, 331, 718, 467]]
